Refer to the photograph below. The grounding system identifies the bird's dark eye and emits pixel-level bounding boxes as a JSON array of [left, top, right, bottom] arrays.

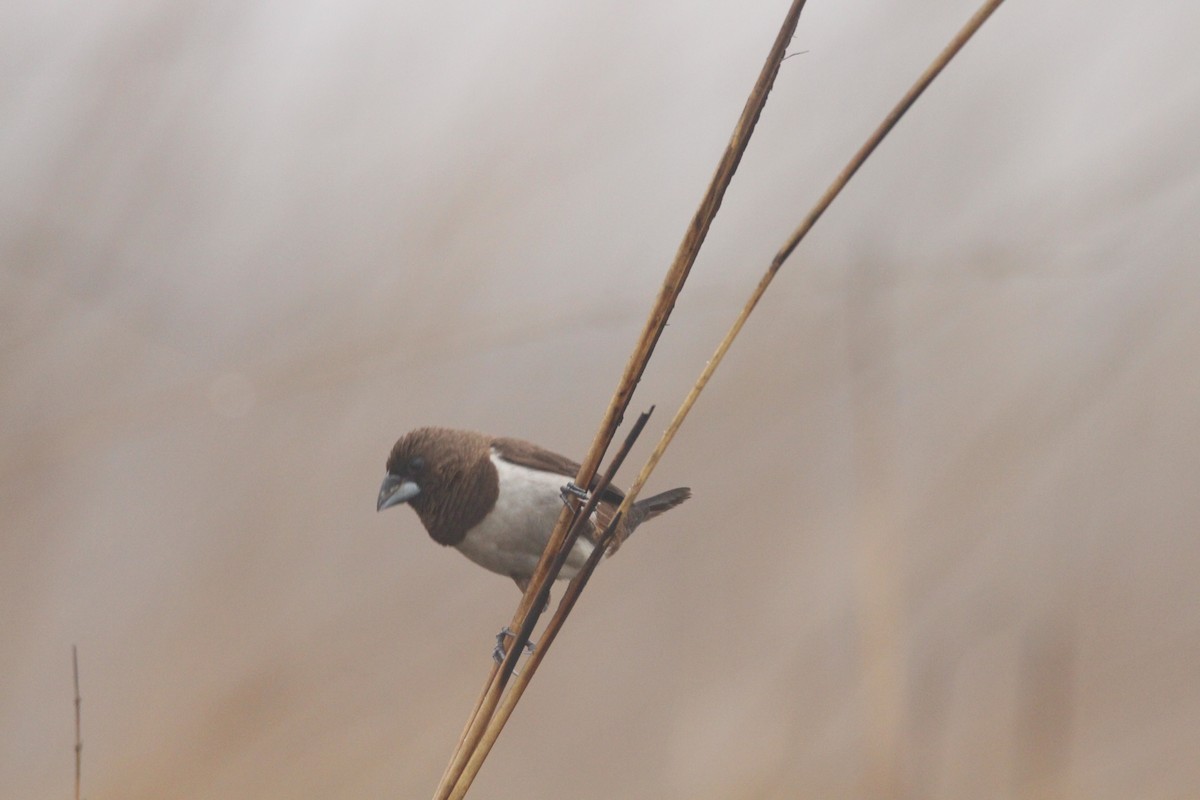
[[409, 456, 425, 472]]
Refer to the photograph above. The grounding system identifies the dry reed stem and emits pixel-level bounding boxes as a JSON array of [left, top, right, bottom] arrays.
[[431, 3, 810, 797], [447, 516, 623, 800], [445, 414, 650, 800], [616, 0, 1009, 519], [434, 417, 646, 799], [73, 645, 81, 800]]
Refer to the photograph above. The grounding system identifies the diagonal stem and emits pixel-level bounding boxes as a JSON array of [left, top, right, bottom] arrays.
[[432, 3, 811, 796], [615, 0, 1010, 520]]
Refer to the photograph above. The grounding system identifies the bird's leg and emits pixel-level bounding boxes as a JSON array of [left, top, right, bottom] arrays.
[[513, 576, 551, 614], [493, 626, 536, 665]]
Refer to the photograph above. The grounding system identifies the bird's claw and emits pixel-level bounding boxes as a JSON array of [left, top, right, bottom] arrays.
[[493, 627, 536, 665], [560, 481, 589, 505]]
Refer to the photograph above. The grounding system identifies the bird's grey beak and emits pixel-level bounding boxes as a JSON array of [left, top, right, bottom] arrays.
[[377, 473, 420, 511]]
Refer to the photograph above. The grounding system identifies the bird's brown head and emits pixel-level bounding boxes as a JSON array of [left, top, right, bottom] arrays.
[[376, 427, 498, 543]]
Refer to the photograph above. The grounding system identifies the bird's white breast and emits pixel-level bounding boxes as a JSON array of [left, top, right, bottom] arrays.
[[454, 453, 594, 580]]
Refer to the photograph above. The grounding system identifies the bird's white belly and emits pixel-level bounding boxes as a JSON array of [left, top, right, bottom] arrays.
[[455, 455, 594, 580]]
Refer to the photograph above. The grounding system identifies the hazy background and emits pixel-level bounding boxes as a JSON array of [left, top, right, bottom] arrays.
[[4, 1, 1198, 798]]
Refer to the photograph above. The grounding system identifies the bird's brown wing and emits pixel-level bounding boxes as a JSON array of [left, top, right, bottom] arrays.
[[491, 437, 626, 506]]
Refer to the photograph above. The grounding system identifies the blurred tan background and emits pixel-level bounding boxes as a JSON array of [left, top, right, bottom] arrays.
[[4, 1, 1198, 798]]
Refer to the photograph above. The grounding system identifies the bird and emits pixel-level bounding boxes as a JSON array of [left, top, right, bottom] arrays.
[[376, 427, 691, 592]]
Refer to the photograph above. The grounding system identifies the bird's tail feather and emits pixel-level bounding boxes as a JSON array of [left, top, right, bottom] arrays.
[[627, 487, 692, 530]]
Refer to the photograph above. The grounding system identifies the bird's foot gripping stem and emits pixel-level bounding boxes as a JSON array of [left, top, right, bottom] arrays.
[[559, 481, 589, 505], [493, 627, 536, 665]]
